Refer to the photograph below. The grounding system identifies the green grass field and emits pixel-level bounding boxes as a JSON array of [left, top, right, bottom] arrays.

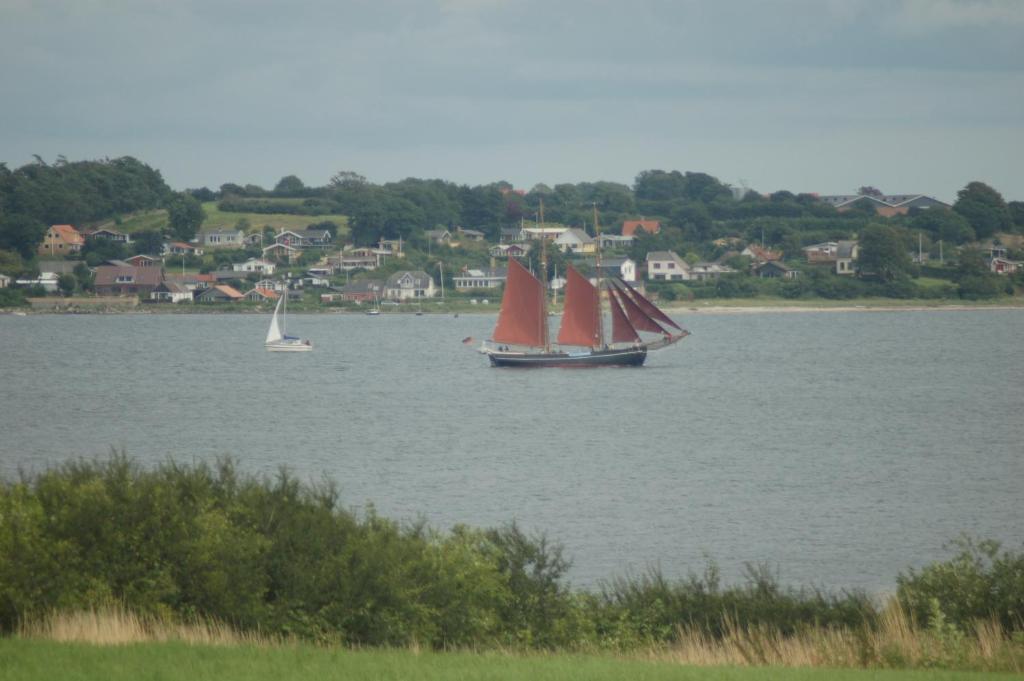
[[101, 201, 348, 238], [2, 640, 1016, 681]]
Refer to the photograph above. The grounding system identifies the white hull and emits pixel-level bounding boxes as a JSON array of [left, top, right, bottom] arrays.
[[265, 340, 313, 352]]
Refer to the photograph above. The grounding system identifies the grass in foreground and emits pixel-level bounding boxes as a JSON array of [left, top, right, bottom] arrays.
[[3, 639, 1017, 681]]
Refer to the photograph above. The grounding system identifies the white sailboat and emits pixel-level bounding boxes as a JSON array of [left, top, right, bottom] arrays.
[[265, 291, 312, 352]]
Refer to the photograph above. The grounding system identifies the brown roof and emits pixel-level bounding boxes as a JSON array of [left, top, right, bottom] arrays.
[[93, 265, 163, 287], [48, 224, 85, 245], [622, 220, 661, 237], [212, 284, 244, 299]]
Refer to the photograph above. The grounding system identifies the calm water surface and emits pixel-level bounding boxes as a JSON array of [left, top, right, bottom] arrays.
[[1, 308, 1022, 593]]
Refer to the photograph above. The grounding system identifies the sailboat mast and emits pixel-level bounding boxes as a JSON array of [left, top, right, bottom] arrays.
[[593, 203, 605, 348], [538, 198, 550, 352]]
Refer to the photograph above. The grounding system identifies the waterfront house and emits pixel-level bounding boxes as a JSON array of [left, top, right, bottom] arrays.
[[0, 273, 11, 289], [646, 251, 691, 281], [243, 287, 279, 302], [195, 284, 244, 303], [555, 228, 596, 255], [232, 258, 276, 275], [453, 267, 507, 290], [93, 264, 164, 297], [338, 248, 380, 271], [338, 279, 384, 302], [85, 227, 131, 243], [753, 261, 799, 279], [300, 271, 331, 288], [835, 241, 860, 275], [150, 281, 193, 303], [593, 257, 637, 283], [164, 273, 215, 292], [989, 257, 1022, 275], [126, 254, 161, 268], [803, 242, 839, 263], [164, 241, 204, 257], [37, 225, 85, 256], [622, 220, 661, 237], [199, 229, 245, 248], [688, 262, 736, 281], [384, 270, 436, 300], [489, 243, 530, 258]]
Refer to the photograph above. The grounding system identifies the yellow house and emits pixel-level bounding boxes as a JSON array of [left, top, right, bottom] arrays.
[[38, 224, 85, 256]]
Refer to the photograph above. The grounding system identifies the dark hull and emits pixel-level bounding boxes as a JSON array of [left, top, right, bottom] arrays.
[[488, 346, 647, 368]]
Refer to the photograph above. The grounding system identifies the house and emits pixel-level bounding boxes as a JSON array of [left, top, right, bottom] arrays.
[[378, 239, 405, 257], [232, 258, 276, 275], [262, 243, 301, 263], [646, 251, 690, 281], [555, 228, 596, 254], [741, 245, 783, 263], [195, 284, 244, 303], [753, 261, 799, 279], [126, 254, 161, 268], [521, 226, 567, 241], [85, 227, 131, 243], [803, 242, 840, 263], [384, 270, 436, 300], [16, 273, 60, 292], [689, 262, 736, 281], [253, 278, 286, 293], [622, 220, 661, 238], [274, 228, 333, 249], [456, 228, 486, 242], [300, 271, 331, 288], [149, 281, 193, 303], [338, 279, 384, 302], [594, 257, 637, 283], [243, 287, 279, 302], [500, 227, 524, 243], [0, 273, 11, 289], [165, 273, 215, 291], [835, 241, 859, 275], [336, 247, 383, 270], [164, 241, 204, 256], [243, 232, 264, 247], [597, 234, 635, 250], [425, 229, 452, 245], [989, 257, 1022, 275], [453, 267, 507, 290], [199, 229, 245, 248], [93, 264, 164, 297], [818, 194, 950, 217], [37, 225, 85, 256], [489, 243, 530, 258], [211, 270, 246, 284]]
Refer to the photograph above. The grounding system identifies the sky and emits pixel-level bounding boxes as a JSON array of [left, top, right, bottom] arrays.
[[2, 0, 1022, 202]]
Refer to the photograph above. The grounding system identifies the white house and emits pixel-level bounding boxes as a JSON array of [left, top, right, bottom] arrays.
[[555, 228, 596, 254], [489, 243, 531, 258], [199, 229, 246, 248], [646, 251, 691, 281], [453, 267, 507, 290], [835, 241, 859, 275], [232, 258, 276, 275], [689, 262, 735, 281], [150, 281, 193, 303], [0, 273, 10, 288], [593, 257, 636, 283], [597, 234, 635, 250], [384, 270, 436, 300]]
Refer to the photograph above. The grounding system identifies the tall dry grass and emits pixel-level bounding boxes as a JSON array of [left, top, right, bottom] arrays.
[[647, 602, 1023, 673], [18, 606, 278, 647]]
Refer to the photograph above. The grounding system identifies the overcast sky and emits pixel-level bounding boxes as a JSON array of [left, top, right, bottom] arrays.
[[2, 0, 1022, 201]]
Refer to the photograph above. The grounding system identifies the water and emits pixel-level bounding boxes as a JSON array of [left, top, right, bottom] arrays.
[[1, 308, 1022, 594]]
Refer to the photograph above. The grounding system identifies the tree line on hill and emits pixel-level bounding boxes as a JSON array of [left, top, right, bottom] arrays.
[[1, 457, 1021, 653]]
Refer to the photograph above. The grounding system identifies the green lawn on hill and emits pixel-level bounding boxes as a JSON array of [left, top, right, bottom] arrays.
[[1, 641, 1016, 681], [99, 200, 348, 239]]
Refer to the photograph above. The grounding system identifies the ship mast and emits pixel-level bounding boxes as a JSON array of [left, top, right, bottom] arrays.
[[593, 202, 605, 348], [538, 198, 551, 352]]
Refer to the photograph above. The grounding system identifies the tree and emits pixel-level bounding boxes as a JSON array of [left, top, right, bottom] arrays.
[[166, 192, 206, 241], [0, 249, 25, 276], [273, 175, 305, 195], [910, 208, 975, 245], [57, 273, 76, 296], [132, 230, 165, 256], [859, 223, 912, 282], [858, 186, 883, 197], [953, 182, 1012, 240], [0, 214, 46, 259], [1008, 201, 1024, 232]]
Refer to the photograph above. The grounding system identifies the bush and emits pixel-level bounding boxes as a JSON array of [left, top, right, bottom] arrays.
[[897, 536, 1024, 633]]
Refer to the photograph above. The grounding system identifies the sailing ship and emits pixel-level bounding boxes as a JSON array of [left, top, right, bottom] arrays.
[[480, 258, 687, 367], [265, 290, 312, 352], [479, 202, 687, 367]]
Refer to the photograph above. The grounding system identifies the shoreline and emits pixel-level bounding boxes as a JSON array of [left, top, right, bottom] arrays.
[[664, 302, 1024, 315]]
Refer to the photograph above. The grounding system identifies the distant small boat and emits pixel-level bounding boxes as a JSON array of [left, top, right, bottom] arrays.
[[366, 292, 382, 315], [265, 292, 312, 352]]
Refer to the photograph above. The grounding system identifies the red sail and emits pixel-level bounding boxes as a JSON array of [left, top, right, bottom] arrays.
[[609, 288, 641, 343], [612, 281, 668, 335], [492, 258, 547, 347], [618, 279, 682, 331], [557, 265, 601, 347]]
